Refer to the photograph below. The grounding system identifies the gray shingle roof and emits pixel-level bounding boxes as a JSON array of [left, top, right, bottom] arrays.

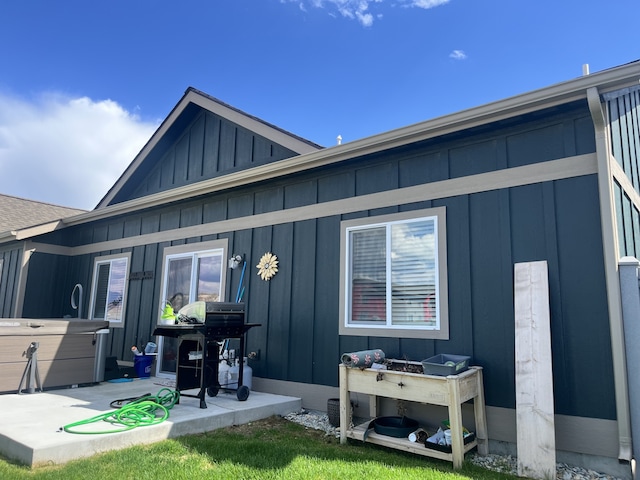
[[0, 194, 86, 233]]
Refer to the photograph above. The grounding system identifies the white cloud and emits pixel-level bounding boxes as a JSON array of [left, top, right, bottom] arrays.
[[0, 92, 158, 210], [332, 1, 375, 26], [449, 49, 467, 60], [357, 12, 374, 26], [408, 0, 449, 9], [282, 0, 447, 26]]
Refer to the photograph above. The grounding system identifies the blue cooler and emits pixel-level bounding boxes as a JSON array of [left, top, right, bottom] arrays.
[[133, 355, 154, 378]]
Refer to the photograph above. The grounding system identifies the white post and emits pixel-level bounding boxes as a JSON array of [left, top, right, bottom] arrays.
[[514, 261, 556, 480]]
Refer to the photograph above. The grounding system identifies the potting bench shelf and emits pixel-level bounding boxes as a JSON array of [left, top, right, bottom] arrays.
[[339, 363, 488, 468]]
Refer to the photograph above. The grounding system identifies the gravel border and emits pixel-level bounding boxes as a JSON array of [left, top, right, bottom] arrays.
[[283, 409, 624, 480]]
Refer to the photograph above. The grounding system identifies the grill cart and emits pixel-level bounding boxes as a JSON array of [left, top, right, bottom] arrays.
[[153, 302, 260, 408]]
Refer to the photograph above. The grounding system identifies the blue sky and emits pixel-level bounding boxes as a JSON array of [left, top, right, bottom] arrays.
[[0, 0, 638, 210]]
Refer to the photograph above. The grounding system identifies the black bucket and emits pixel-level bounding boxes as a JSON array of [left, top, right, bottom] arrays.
[[372, 416, 419, 438]]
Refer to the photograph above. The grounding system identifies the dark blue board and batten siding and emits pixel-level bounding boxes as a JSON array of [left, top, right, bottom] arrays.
[[0, 245, 23, 317], [118, 109, 302, 203], [21, 99, 613, 421]]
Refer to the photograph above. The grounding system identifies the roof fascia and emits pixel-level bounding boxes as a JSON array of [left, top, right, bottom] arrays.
[[0, 231, 17, 242], [61, 61, 640, 228], [14, 221, 63, 241], [96, 90, 192, 209], [186, 91, 321, 155], [0, 220, 63, 245], [97, 88, 322, 209]]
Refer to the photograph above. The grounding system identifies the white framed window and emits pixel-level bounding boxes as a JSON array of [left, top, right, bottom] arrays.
[[156, 239, 228, 377], [339, 207, 448, 339], [88, 253, 131, 327]]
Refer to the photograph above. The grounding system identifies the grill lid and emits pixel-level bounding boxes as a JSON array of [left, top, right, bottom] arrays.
[[205, 302, 245, 327], [205, 302, 245, 313]]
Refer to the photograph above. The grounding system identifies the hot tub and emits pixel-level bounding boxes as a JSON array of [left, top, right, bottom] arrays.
[[0, 319, 109, 393]]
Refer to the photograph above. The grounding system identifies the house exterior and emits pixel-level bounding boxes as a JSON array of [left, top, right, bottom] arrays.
[[2, 61, 640, 477]]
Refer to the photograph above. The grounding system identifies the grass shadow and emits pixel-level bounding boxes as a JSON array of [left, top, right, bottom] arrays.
[[0, 416, 520, 480], [174, 416, 510, 479]]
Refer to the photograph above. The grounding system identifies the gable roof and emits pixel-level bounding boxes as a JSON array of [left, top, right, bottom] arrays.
[[0, 194, 86, 236], [3, 60, 639, 241], [96, 87, 323, 209], [61, 59, 640, 227]]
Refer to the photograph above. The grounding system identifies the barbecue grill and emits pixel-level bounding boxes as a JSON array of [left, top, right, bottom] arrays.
[[153, 302, 260, 408]]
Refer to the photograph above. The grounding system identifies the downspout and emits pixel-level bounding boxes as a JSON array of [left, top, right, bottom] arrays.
[[587, 86, 633, 462]]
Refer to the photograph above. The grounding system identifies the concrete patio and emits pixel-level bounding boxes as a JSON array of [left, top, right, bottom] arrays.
[[0, 378, 301, 467]]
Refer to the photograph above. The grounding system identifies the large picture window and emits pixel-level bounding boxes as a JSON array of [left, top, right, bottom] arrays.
[[157, 239, 228, 376], [88, 253, 130, 327], [340, 207, 448, 339]]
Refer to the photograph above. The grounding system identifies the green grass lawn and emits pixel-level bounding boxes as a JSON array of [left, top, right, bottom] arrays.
[[0, 416, 522, 480]]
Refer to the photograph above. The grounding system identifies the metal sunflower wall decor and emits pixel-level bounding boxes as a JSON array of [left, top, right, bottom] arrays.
[[256, 252, 278, 281]]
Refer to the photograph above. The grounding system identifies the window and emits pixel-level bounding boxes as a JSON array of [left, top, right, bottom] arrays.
[[157, 239, 228, 376], [339, 207, 448, 339], [88, 253, 131, 327]]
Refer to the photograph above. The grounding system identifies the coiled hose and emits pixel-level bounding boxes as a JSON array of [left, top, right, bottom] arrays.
[[62, 388, 180, 434]]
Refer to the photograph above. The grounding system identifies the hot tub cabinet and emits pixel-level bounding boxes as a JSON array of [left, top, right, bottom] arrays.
[[339, 363, 488, 469], [0, 319, 109, 393]]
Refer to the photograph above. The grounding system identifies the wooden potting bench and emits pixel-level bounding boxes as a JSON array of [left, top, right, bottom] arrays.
[[339, 363, 488, 469]]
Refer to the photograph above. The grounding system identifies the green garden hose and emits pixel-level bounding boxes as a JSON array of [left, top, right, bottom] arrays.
[[62, 388, 180, 434]]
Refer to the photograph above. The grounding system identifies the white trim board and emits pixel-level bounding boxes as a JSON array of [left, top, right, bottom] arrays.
[[27, 154, 597, 257]]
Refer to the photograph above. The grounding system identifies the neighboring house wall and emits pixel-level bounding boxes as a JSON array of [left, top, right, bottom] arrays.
[[606, 85, 640, 256]]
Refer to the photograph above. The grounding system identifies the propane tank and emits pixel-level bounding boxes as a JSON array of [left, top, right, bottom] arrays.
[[241, 357, 252, 391], [238, 357, 253, 390], [228, 361, 239, 390], [227, 357, 252, 390], [218, 360, 231, 389]]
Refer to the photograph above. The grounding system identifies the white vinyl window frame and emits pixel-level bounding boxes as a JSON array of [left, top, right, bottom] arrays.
[[155, 239, 228, 378], [88, 252, 131, 328], [339, 207, 449, 340]]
